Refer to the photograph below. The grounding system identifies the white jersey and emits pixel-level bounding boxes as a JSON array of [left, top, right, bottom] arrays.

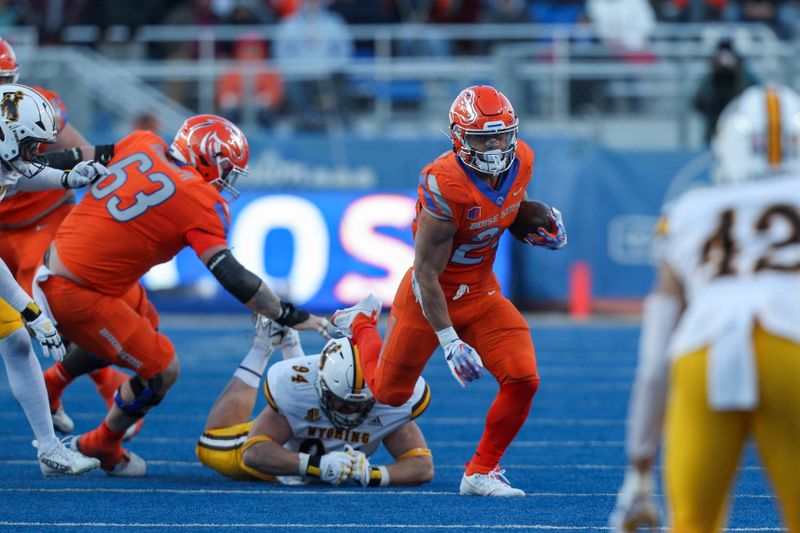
[[265, 354, 430, 458], [659, 175, 800, 408]]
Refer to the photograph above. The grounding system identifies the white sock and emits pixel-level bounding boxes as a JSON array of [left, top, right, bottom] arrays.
[[0, 328, 58, 453], [233, 346, 268, 388]]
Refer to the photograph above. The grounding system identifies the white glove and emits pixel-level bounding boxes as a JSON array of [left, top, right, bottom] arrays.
[[345, 445, 371, 487], [437, 326, 483, 387], [62, 160, 110, 189], [318, 451, 356, 485], [25, 310, 66, 361], [524, 207, 567, 250], [609, 466, 660, 532]]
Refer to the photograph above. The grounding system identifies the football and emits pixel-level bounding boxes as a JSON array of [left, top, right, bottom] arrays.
[[508, 200, 554, 242]]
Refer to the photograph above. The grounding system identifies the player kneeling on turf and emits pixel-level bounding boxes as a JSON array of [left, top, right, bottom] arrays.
[[198, 316, 434, 487]]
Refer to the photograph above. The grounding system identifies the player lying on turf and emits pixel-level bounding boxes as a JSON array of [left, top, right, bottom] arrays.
[[198, 316, 434, 487]]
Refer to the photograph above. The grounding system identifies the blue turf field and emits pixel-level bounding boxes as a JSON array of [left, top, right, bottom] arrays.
[[0, 316, 785, 531]]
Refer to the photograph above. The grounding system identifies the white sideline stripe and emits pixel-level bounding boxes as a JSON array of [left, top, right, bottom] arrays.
[[0, 488, 776, 499], [0, 523, 786, 531], [0, 523, 610, 530]]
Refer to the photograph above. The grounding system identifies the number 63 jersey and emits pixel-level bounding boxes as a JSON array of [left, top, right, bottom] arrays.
[[53, 130, 231, 296], [659, 175, 800, 403]]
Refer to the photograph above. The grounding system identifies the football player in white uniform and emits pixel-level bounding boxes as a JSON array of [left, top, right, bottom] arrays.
[[198, 315, 434, 487], [610, 84, 800, 532], [0, 83, 107, 477]]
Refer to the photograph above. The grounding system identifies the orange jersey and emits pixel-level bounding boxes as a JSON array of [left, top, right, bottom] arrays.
[[55, 130, 230, 296], [413, 140, 534, 287], [0, 86, 71, 227]]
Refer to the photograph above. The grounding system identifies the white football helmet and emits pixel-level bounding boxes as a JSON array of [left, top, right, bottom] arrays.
[[712, 84, 800, 184], [0, 84, 57, 164], [315, 337, 375, 430]]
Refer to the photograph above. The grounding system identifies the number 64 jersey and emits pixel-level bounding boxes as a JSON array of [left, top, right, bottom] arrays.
[[53, 130, 231, 296], [658, 175, 800, 407]]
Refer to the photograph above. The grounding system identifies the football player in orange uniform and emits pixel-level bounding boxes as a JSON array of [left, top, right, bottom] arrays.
[[330, 86, 567, 496], [38, 114, 330, 475], [0, 38, 130, 431]]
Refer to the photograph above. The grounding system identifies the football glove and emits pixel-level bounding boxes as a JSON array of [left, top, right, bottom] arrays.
[[609, 466, 660, 533], [345, 445, 371, 487], [524, 207, 567, 250], [23, 307, 66, 361], [437, 327, 483, 387], [318, 451, 356, 485], [61, 160, 110, 189]]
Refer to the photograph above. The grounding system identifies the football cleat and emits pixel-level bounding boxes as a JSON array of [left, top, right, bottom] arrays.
[[69, 434, 147, 477], [51, 405, 74, 434], [252, 313, 288, 356], [459, 467, 525, 497], [329, 294, 382, 338], [35, 438, 100, 478]]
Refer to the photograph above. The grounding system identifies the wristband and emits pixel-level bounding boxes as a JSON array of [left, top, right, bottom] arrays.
[[94, 144, 115, 165], [21, 301, 41, 322], [276, 301, 309, 327], [435, 326, 458, 346], [368, 465, 390, 487], [298, 452, 322, 477]]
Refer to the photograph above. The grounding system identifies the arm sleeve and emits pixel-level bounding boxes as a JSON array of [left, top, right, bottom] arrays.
[[12, 165, 67, 191], [0, 258, 32, 312]]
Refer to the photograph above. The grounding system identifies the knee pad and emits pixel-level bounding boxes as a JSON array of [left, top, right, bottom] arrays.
[[114, 374, 166, 419]]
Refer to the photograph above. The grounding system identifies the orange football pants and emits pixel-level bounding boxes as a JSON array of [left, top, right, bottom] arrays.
[[368, 268, 538, 407], [0, 203, 72, 295], [41, 275, 173, 379]]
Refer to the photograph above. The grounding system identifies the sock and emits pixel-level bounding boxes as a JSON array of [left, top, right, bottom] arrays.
[[466, 379, 539, 476], [80, 420, 125, 469], [42, 361, 75, 412], [351, 313, 382, 391], [89, 367, 129, 406], [234, 346, 270, 388], [0, 329, 59, 452]]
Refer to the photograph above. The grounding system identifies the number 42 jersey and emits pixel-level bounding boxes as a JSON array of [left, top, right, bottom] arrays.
[[659, 175, 800, 408], [54, 130, 231, 296]]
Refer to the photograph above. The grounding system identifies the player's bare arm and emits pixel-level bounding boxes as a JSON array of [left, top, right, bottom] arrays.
[[412, 208, 457, 330], [240, 406, 298, 475], [199, 244, 329, 334], [381, 421, 434, 486]]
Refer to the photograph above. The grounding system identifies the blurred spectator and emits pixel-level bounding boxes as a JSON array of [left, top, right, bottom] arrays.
[[330, 0, 399, 23], [217, 36, 284, 128], [724, 0, 799, 40], [658, 0, 728, 21], [274, 0, 354, 130], [0, 0, 20, 27], [693, 38, 758, 144], [131, 111, 164, 135], [270, 0, 302, 18], [481, 0, 533, 23], [586, 0, 656, 51]]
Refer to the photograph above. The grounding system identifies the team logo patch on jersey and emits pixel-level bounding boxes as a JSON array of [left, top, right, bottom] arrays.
[[496, 196, 504, 206], [466, 206, 482, 220], [367, 416, 383, 427], [305, 408, 321, 422]]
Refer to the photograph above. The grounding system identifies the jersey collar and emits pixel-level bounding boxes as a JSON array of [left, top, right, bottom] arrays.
[[456, 156, 521, 207]]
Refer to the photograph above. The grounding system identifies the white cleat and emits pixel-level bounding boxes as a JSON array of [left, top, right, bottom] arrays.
[[51, 405, 74, 434], [329, 293, 382, 338], [35, 438, 100, 478], [277, 327, 304, 360], [252, 313, 288, 357], [459, 467, 525, 497], [107, 450, 147, 477]]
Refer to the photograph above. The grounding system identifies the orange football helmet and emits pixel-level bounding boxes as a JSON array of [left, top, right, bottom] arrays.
[[169, 114, 249, 197], [0, 38, 19, 84], [449, 85, 518, 175]]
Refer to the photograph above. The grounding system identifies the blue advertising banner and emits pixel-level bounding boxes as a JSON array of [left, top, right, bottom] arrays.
[[144, 190, 512, 313]]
